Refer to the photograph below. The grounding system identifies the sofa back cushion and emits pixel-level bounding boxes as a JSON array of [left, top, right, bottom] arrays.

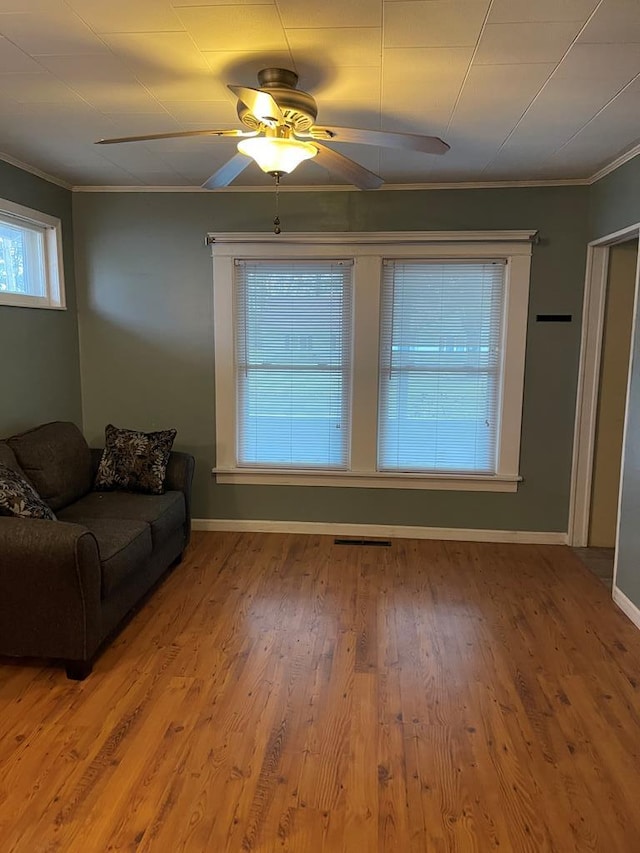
[[0, 463, 57, 520], [0, 441, 23, 475], [8, 421, 92, 511]]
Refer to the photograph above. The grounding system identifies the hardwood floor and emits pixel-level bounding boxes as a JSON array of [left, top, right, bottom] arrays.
[[1, 532, 640, 851], [572, 546, 615, 588]]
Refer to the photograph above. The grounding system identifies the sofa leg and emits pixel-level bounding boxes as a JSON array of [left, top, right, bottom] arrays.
[[64, 659, 93, 681]]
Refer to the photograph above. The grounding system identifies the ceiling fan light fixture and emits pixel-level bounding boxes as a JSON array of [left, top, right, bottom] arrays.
[[237, 136, 317, 176]]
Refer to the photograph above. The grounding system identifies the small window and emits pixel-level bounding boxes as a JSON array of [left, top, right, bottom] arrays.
[[0, 199, 65, 310]]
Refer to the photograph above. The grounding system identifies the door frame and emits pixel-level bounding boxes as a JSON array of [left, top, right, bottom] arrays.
[[568, 222, 640, 546]]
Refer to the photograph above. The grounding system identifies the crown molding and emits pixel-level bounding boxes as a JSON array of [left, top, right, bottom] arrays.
[[587, 142, 640, 185], [71, 177, 589, 193], [3, 144, 637, 195], [0, 151, 71, 190]]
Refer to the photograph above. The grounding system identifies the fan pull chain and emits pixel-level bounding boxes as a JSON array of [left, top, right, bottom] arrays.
[[273, 174, 281, 234]]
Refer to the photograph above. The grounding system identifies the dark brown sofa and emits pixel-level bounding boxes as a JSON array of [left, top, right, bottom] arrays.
[[0, 421, 194, 679]]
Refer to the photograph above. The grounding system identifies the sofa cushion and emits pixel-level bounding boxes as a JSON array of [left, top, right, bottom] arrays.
[[94, 424, 177, 495], [58, 490, 185, 548], [8, 422, 92, 512], [73, 518, 152, 599], [0, 463, 57, 520], [0, 441, 24, 475]]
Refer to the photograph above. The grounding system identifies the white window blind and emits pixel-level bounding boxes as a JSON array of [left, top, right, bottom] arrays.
[[378, 259, 505, 474], [0, 213, 46, 298], [234, 259, 353, 468]]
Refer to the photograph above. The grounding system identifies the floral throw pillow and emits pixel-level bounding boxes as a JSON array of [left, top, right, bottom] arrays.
[[94, 424, 177, 495], [0, 463, 57, 520]]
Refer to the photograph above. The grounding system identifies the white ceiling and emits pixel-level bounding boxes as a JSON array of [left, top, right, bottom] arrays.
[[0, 0, 638, 189]]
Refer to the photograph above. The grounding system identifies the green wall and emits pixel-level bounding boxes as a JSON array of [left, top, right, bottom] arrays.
[[73, 185, 589, 532], [590, 156, 640, 240], [589, 155, 640, 611], [3, 145, 637, 594], [0, 160, 82, 436]]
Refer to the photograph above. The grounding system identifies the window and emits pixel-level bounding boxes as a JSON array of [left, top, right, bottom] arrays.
[[0, 198, 65, 309], [234, 259, 352, 468], [378, 260, 504, 474], [211, 231, 533, 492]]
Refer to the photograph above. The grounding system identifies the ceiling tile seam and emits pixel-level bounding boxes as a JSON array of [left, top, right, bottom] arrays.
[[168, 2, 247, 137], [378, 16, 383, 130], [39, 5, 182, 135], [478, 0, 607, 175], [375, 32, 383, 173], [285, 25, 382, 31], [0, 35, 105, 114], [0, 70, 69, 76], [378, 0, 390, 174], [552, 70, 640, 157], [0, 6, 186, 43], [580, 39, 640, 45], [444, 0, 495, 138], [0, 30, 46, 72], [90, 144, 151, 183], [386, 42, 496, 49], [61, 0, 187, 39], [96, 144, 192, 185], [94, 114, 212, 182], [471, 59, 576, 66], [272, 0, 297, 74], [170, 2, 273, 7], [83, 30, 188, 36], [383, 45, 497, 54], [487, 18, 600, 25], [25, 60, 177, 153]]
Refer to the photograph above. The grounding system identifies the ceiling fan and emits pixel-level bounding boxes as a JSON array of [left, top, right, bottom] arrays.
[[96, 67, 450, 191]]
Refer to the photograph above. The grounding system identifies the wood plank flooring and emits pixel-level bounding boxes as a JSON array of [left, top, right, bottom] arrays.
[[572, 547, 615, 587], [1, 532, 640, 851]]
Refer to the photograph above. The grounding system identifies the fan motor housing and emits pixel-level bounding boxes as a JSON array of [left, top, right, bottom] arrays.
[[237, 68, 318, 132]]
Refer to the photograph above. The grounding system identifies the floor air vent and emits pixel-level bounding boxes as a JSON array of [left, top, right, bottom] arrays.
[[334, 538, 391, 547]]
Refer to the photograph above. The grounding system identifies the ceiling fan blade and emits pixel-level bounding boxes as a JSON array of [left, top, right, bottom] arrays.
[[96, 129, 257, 145], [202, 153, 252, 190], [312, 143, 383, 190], [301, 126, 450, 156], [228, 85, 285, 126]]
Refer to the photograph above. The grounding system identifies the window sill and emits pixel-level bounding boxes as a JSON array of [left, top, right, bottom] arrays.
[[0, 295, 66, 310], [212, 468, 521, 492]]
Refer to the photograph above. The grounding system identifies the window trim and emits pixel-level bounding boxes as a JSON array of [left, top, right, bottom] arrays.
[[0, 198, 66, 310], [210, 231, 534, 492]]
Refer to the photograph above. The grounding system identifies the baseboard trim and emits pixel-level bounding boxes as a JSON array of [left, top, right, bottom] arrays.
[[612, 585, 640, 630], [192, 518, 567, 544]]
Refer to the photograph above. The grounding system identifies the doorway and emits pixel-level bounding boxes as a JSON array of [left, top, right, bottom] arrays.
[[589, 241, 638, 547], [569, 224, 640, 591]]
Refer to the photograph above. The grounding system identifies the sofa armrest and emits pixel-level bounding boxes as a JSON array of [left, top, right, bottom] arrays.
[[165, 451, 195, 543], [0, 517, 102, 662]]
